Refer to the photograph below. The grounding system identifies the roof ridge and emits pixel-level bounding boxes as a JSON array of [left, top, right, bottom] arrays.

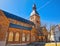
[[1, 10, 34, 25]]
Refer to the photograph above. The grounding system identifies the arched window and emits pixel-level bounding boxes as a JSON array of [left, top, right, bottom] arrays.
[[15, 32, 19, 41], [8, 32, 13, 41], [26, 34, 30, 41], [32, 36, 35, 41], [22, 33, 25, 41]]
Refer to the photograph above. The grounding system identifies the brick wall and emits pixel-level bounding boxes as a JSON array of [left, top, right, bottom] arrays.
[[0, 10, 9, 41]]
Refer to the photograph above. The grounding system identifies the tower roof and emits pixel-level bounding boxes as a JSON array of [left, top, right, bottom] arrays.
[[30, 4, 39, 16], [33, 3, 36, 10]]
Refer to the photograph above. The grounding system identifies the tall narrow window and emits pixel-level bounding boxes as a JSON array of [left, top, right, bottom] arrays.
[[32, 36, 35, 41], [8, 32, 13, 41], [15, 32, 19, 41], [59, 37, 60, 42], [22, 33, 25, 41], [26, 34, 30, 41], [0, 25, 1, 31]]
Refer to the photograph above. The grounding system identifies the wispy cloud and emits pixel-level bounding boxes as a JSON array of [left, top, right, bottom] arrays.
[[38, 0, 52, 11]]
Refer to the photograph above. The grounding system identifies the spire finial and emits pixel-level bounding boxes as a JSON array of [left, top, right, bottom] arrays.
[[33, 3, 36, 10], [30, 3, 39, 16]]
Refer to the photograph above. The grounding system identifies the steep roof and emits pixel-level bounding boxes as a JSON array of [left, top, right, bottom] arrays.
[[1, 10, 34, 25], [30, 4, 39, 16], [30, 10, 39, 16]]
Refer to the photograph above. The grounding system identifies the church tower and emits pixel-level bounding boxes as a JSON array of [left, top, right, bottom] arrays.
[[30, 4, 41, 29]]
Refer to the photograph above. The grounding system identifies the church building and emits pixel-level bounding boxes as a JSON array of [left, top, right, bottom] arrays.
[[0, 4, 48, 46]]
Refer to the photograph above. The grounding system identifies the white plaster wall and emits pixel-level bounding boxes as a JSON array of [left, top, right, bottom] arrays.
[[55, 31, 60, 42], [50, 35, 55, 41]]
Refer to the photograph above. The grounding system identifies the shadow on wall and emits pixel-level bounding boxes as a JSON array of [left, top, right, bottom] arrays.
[[27, 42, 46, 46]]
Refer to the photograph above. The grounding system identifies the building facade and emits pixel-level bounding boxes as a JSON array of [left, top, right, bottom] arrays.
[[0, 4, 48, 46], [48, 25, 60, 42]]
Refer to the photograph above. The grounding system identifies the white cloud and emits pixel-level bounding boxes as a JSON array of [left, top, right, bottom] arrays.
[[37, 0, 52, 11]]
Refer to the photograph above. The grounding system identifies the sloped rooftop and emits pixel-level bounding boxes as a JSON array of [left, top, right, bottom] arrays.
[[1, 10, 34, 25]]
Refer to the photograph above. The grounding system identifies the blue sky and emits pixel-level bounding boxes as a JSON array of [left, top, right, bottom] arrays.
[[0, 0, 60, 30]]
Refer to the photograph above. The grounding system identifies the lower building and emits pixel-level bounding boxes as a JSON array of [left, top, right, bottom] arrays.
[[48, 25, 60, 42]]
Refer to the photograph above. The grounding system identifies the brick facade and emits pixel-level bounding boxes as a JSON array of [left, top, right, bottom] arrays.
[[0, 8, 48, 46]]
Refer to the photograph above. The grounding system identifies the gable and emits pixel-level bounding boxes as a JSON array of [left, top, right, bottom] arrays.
[[0, 10, 9, 41], [0, 10, 9, 23]]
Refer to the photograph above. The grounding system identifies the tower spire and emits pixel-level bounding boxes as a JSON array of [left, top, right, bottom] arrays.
[[30, 4, 39, 16], [33, 3, 36, 10], [30, 4, 41, 28]]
